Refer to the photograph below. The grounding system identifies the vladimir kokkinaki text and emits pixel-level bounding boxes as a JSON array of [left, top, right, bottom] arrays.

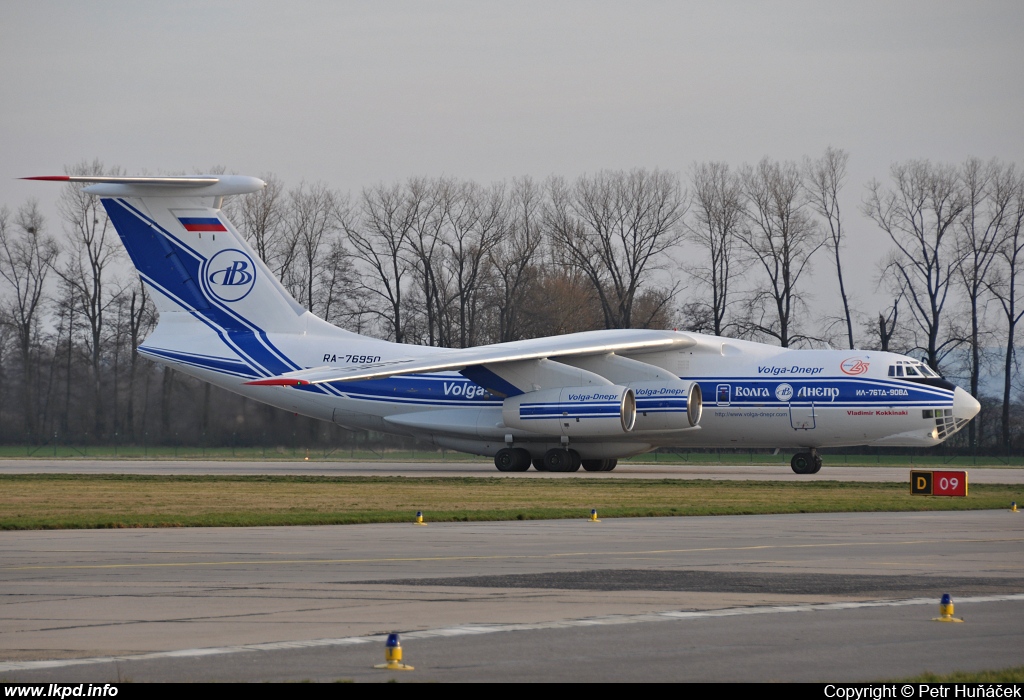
[[824, 685, 1021, 699]]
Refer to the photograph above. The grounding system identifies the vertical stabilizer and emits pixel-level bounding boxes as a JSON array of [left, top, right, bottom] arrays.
[[100, 193, 306, 334], [23, 175, 319, 382]]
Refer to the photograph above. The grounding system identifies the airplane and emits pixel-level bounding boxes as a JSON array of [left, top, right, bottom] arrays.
[[27, 174, 981, 474]]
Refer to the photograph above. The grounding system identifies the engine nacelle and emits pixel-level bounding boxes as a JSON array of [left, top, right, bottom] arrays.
[[502, 385, 636, 436], [628, 380, 702, 431]]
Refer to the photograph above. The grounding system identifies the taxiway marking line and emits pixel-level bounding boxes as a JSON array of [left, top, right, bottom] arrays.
[[5, 537, 1023, 572], [2, 594, 1022, 673]]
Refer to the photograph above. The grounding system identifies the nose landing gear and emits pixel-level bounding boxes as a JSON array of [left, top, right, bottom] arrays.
[[790, 449, 822, 474]]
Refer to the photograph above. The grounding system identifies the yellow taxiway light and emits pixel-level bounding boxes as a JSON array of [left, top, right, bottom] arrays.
[[932, 593, 964, 623], [374, 633, 414, 671]]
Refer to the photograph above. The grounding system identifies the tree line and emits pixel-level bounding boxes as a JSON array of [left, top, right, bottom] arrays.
[[1, 152, 1021, 453]]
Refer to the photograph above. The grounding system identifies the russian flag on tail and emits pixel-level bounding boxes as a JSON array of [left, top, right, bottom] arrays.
[[179, 217, 227, 232]]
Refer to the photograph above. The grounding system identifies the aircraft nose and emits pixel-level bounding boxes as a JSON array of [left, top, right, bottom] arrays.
[[953, 386, 981, 421]]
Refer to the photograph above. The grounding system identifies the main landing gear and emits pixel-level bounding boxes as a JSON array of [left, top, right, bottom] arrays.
[[790, 449, 822, 474], [541, 448, 581, 472], [495, 448, 618, 473], [494, 447, 531, 472], [582, 458, 617, 472]]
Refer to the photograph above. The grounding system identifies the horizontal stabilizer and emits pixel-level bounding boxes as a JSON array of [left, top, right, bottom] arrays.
[[245, 329, 695, 386], [22, 175, 265, 197]]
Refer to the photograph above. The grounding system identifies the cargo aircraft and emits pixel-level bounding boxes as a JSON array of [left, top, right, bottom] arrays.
[[28, 175, 981, 473]]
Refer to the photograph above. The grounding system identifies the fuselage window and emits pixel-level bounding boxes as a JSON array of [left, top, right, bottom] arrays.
[[905, 366, 921, 377]]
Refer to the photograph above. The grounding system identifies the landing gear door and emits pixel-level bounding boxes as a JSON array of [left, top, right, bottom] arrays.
[[790, 403, 816, 430]]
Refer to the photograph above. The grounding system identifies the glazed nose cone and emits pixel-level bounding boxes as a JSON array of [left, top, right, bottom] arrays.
[[953, 387, 981, 421]]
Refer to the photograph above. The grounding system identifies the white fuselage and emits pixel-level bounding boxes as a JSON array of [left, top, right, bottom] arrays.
[[79, 184, 978, 464], [141, 316, 976, 460]]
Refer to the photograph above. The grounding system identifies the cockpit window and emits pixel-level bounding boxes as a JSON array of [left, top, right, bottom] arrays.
[[888, 360, 945, 381]]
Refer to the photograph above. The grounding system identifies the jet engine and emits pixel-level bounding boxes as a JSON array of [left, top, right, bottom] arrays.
[[502, 385, 636, 436], [628, 380, 702, 431]]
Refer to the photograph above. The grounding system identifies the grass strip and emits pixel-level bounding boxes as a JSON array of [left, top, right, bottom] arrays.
[[898, 666, 1024, 682], [0, 475, 1020, 530]]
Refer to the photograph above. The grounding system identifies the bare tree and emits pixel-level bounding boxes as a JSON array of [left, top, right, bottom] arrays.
[[284, 182, 341, 315], [861, 269, 913, 353], [876, 301, 900, 352], [50, 276, 79, 437], [343, 182, 422, 342], [546, 169, 686, 329], [488, 177, 545, 342], [54, 160, 124, 438], [120, 280, 156, 440], [523, 264, 605, 337], [956, 158, 1017, 448], [0, 324, 11, 441], [987, 164, 1024, 451], [232, 173, 289, 272], [805, 147, 855, 349], [738, 158, 826, 347], [685, 162, 744, 336], [318, 236, 369, 331], [405, 178, 449, 346], [0, 201, 59, 440], [864, 160, 967, 371], [438, 181, 507, 348]]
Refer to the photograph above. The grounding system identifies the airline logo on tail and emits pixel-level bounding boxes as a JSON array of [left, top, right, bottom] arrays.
[[205, 249, 256, 302]]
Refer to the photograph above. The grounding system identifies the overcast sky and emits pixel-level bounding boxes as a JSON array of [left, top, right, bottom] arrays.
[[2, 1, 1023, 325]]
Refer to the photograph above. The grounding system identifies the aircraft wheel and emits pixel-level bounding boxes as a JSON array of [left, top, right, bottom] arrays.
[[567, 449, 582, 472], [533, 458, 548, 472], [511, 448, 532, 471], [790, 452, 815, 474], [495, 448, 518, 472], [496, 447, 531, 472], [583, 459, 617, 472], [544, 448, 577, 472]]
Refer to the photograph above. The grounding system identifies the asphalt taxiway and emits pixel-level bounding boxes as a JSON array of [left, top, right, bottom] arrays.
[[2, 510, 1022, 682]]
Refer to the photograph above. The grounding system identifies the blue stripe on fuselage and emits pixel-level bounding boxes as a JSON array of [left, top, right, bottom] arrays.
[[326, 375, 500, 406], [693, 376, 953, 408], [140, 347, 257, 378]]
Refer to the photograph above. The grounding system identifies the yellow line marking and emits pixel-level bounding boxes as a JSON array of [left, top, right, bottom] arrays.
[[5, 537, 1023, 572]]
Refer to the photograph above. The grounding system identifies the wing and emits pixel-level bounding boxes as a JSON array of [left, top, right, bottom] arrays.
[[245, 329, 694, 386]]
